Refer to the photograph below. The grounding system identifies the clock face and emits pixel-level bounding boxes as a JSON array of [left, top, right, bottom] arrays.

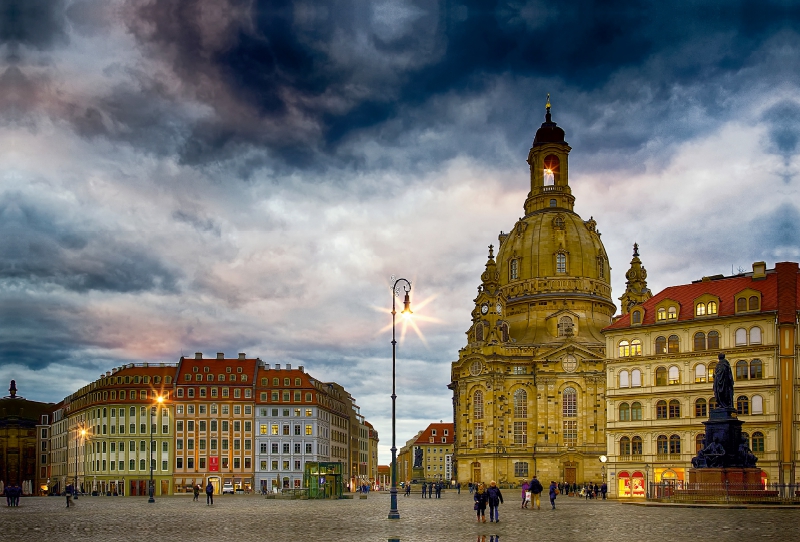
[[469, 360, 483, 376], [481, 303, 489, 315], [496, 303, 502, 315]]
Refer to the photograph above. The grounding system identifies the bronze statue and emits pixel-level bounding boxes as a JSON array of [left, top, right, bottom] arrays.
[[713, 353, 734, 409], [413, 447, 423, 468]]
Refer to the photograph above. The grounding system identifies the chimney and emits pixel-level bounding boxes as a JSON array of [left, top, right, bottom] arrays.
[[264, 364, 270, 370], [217, 353, 224, 359], [238, 353, 246, 360], [286, 364, 292, 370], [752, 261, 767, 279], [299, 366, 304, 373], [275, 364, 281, 370], [195, 352, 203, 359]]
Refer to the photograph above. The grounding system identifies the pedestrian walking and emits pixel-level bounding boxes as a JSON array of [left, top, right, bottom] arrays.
[[529, 475, 543, 510], [421, 481, 427, 498], [601, 482, 608, 500], [486, 480, 503, 523], [205, 481, 214, 505], [65, 483, 74, 508], [473, 483, 488, 523], [193, 484, 200, 502], [404, 482, 411, 497], [520, 480, 530, 509], [549, 480, 558, 509], [12, 484, 21, 506], [457, 482, 461, 494]]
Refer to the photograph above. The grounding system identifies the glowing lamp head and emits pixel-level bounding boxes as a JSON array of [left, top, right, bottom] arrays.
[[80, 429, 87, 437], [156, 395, 164, 404], [401, 291, 413, 318], [545, 168, 553, 175]]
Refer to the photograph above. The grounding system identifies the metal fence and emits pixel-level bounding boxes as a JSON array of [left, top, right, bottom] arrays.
[[650, 482, 800, 504]]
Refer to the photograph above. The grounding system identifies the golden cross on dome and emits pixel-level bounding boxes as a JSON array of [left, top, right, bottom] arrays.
[[546, 93, 551, 112], [488, 244, 494, 258]]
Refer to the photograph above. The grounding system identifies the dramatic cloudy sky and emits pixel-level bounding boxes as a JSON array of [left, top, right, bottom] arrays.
[[2, 0, 799, 464]]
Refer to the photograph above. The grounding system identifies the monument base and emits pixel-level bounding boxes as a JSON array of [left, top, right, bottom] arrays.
[[412, 467, 426, 482], [688, 468, 762, 486]]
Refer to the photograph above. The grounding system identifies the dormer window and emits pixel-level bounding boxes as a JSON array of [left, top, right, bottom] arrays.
[[708, 302, 717, 314], [668, 306, 677, 319], [631, 310, 642, 324], [550, 199, 557, 207], [696, 304, 706, 316], [557, 316, 574, 337], [657, 308, 666, 321]]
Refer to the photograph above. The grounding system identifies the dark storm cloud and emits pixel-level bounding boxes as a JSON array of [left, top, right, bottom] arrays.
[[0, 0, 68, 50], [750, 203, 800, 256], [113, 0, 800, 172], [763, 99, 800, 158], [0, 193, 182, 293]]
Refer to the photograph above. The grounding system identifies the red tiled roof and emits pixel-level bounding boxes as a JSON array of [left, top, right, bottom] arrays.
[[176, 357, 258, 383], [414, 422, 455, 445], [605, 262, 799, 331]]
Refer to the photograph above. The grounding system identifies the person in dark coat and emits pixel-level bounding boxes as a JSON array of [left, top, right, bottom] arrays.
[[404, 481, 411, 497], [193, 484, 200, 502], [601, 482, 608, 500], [205, 481, 214, 505], [474, 483, 488, 522], [421, 481, 427, 498], [529, 475, 544, 510], [549, 480, 558, 509], [65, 483, 74, 508], [486, 480, 504, 523], [428, 482, 433, 498]]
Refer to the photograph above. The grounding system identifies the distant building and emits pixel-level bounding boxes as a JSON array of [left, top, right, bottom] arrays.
[[413, 422, 455, 482]]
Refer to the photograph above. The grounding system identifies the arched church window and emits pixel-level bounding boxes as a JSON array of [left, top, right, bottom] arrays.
[[554, 216, 565, 228], [598, 258, 605, 279], [513, 389, 527, 418], [510, 259, 519, 280], [556, 253, 567, 274], [558, 316, 574, 337], [543, 155, 558, 185], [473, 391, 484, 419], [562, 387, 577, 448]]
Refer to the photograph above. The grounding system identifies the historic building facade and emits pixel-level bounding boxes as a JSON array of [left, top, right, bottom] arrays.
[[412, 422, 454, 482], [450, 100, 614, 487], [604, 259, 800, 497]]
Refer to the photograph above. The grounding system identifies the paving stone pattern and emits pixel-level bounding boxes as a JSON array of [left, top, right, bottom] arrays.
[[1, 492, 795, 541]]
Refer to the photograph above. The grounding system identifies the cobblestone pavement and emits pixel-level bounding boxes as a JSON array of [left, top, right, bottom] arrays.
[[2, 492, 797, 542]]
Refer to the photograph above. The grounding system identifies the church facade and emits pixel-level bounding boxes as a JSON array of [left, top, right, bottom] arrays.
[[449, 100, 614, 486]]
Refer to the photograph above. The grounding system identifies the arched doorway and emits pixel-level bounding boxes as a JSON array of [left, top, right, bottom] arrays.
[[208, 476, 220, 495]]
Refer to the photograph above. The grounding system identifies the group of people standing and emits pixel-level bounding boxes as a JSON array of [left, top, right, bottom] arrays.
[[420, 481, 445, 498], [4, 483, 22, 506], [473, 475, 563, 520], [555, 481, 607, 500]]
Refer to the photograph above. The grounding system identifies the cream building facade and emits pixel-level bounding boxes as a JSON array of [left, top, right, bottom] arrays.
[[450, 100, 613, 487], [604, 259, 800, 497]]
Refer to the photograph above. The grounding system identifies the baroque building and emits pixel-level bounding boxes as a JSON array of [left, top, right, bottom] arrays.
[[604, 260, 800, 497], [450, 100, 614, 486]]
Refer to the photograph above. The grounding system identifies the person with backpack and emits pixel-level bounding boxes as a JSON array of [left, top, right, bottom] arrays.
[[549, 480, 558, 509], [205, 481, 214, 505], [486, 480, 504, 523], [529, 475, 544, 510]]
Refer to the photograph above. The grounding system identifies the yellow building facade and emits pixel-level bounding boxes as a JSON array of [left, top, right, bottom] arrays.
[[604, 259, 800, 497], [450, 100, 613, 487]]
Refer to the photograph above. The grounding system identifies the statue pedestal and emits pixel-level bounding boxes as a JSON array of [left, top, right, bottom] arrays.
[[699, 407, 745, 468], [688, 468, 762, 486], [412, 467, 426, 482]]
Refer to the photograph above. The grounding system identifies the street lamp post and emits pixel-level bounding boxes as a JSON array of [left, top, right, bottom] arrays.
[[74, 427, 86, 500], [388, 276, 412, 520], [149, 395, 164, 503]]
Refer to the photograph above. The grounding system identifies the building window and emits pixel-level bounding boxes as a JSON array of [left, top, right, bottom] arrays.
[[513, 421, 527, 445], [619, 403, 630, 421], [631, 339, 642, 356], [514, 462, 529, 478], [708, 301, 717, 314], [668, 399, 681, 418], [668, 307, 677, 320], [694, 332, 706, 351], [632, 436, 643, 455], [632, 311, 641, 324], [667, 335, 680, 353], [655, 367, 667, 386], [549, 199, 557, 207], [631, 369, 642, 387], [737, 396, 750, 415], [735, 328, 747, 346], [696, 303, 706, 316], [657, 308, 666, 321], [657, 435, 668, 455], [752, 432, 765, 452], [473, 390, 484, 419], [474, 422, 484, 447], [630, 402, 642, 421], [751, 394, 764, 414], [619, 340, 630, 357], [656, 400, 667, 419], [475, 323, 484, 342], [749, 296, 759, 310], [510, 259, 518, 280], [695, 364, 707, 383], [562, 387, 577, 448], [735, 360, 749, 380], [750, 327, 762, 345], [556, 253, 567, 274], [513, 389, 527, 418], [655, 336, 666, 354], [669, 435, 681, 454], [619, 370, 630, 388], [619, 436, 631, 456], [558, 316, 574, 337], [668, 366, 680, 385], [695, 398, 707, 417], [708, 330, 720, 349]]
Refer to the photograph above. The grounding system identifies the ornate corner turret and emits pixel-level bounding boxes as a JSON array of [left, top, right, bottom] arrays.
[[619, 243, 652, 315]]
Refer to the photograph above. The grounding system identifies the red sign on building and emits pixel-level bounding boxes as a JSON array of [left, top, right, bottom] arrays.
[[209, 457, 219, 472]]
